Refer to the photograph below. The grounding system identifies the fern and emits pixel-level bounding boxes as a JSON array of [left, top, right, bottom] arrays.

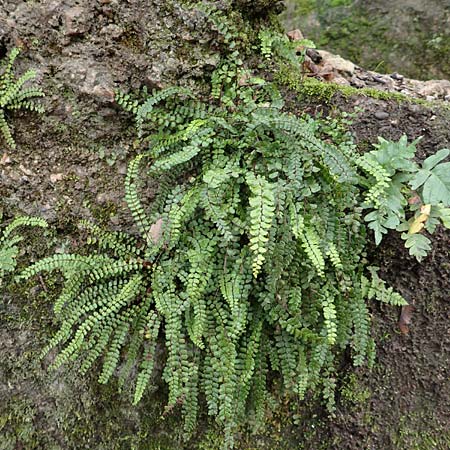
[[246, 172, 275, 277], [0, 48, 44, 149], [0, 216, 47, 282], [20, 20, 424, 449], [366, 267, 408, 306]]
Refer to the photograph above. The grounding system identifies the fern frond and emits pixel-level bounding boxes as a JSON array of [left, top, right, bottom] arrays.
[[135, 86, 194, 137], [0, 48, 44, 148], [125, 154, 152, 236], [246, 172, 275, 277], [299, 226, 326, 278], [366, 267, 408, 306], [1, 216, 47, 280]]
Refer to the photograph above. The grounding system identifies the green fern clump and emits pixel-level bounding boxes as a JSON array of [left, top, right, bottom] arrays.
[[20, 6, 438, 446], [21, 54, 412, 447], [0, 216, 47, 283], [18, 223, 151, 381], [0, 47, 45, 149]]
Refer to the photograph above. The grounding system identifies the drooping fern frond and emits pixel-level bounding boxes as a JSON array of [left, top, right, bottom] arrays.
[[246, 172, 275, 277], [365, 267, 408, 306]]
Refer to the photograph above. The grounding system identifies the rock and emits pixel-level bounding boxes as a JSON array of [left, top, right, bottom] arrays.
[[100, 24, 123, 39], [317, 50, 355, 75], [64, 7, 87, 36], [374, 111, 389, 120], [408, 104, 422, 114], [49, 173, 64, 183], [417, 80, 450, 98], [145, 65, 164, 90], [287, 29, 304, 41], [332, 75, 350, 86], [110, 215, 121, 225], [350, 77, 365, 88], [306, 48, 322, 64], [390, 72, 404, 81], [91, 84, 115, 102], [58, 59, 115, 102]]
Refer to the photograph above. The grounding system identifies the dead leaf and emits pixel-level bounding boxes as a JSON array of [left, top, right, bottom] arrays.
[[408, 194, 421, 205], [408, 203, 431, 234], [0, 153, 11, 165], [148, 218, 164, 244], [238, 73, 250, 86], [408, 221, 425, 234], [420, 204, 431, 215], [399, 304, 415, 334]]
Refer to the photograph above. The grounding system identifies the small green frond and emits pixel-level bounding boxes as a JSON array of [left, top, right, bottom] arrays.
[[366, 268, 408, 306], [0, 48, 44, 148], [246, 172, 276, 277], [1, 216, 47, 280]]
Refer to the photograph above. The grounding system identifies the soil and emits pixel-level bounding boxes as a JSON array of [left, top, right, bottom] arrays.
[[0, 1, 449, 449]]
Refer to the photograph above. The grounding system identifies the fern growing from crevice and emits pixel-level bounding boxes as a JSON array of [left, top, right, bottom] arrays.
[[21, 12, 443, 448], [0, 47, 45, 149], [23, 67, 413, 448]]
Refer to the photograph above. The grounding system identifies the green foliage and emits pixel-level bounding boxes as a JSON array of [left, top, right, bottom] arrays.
[[410, 148, 450, 204], [21, 17, 435, 449], [259, 29, 314, 65], [0, 47, 45, 149], [25, 64, 412, 449], [358, 135, 450, 260], [0, 216, 47, 283]]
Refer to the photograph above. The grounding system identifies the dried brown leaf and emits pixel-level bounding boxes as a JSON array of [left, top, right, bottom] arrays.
[[399, 304, 415, 334], [0, 153, 11, 165], [148, 218, 164, 244]]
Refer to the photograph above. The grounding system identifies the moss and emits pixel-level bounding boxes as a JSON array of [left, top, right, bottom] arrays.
[[392, 412, 450, 450], [274, 66, 447, 109], [340, 373, 371, 407]]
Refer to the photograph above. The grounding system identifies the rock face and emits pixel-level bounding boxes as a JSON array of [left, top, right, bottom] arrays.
[[301, 44, 450, 102], [1, 2, 450, 450], [281, 0, 450, 80], [0, 2, 236, 449]]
